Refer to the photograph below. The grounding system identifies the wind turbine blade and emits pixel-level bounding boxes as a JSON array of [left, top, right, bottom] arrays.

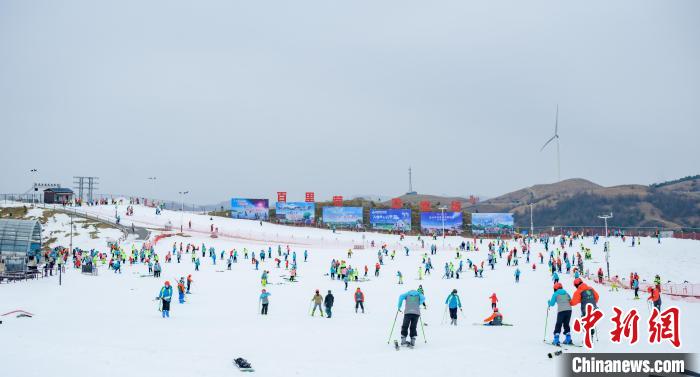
[[540, 135, 556, 151], [555, 105, 559, 136]]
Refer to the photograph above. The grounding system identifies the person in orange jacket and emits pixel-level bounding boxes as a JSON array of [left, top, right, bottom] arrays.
[[570, 278, 599, 317], [647, 286, 661, 310], [483, 307, 503, 326], [489, 293, 498, 309], [186, 274, 193, 294]]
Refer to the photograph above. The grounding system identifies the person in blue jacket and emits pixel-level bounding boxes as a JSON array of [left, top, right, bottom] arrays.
[[552, 271, 559, 283], [547, 282, 572, 345], [514, 268, 521, 283], [445, 289, 462, 325], [397, 289, 425, 347], [157, 281, 173, 318], [259, 289, 271, 315]]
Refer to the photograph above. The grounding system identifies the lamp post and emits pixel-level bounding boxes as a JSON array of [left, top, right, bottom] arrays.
[[148, 177, 157, 204], [598, 212, 613, 279], [179, 191, 189, 232], [30, 169, 38, 204]]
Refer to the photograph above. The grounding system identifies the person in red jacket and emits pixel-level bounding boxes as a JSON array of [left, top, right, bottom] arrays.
[[354, 287, 365, 313], [489, 293, 498, 309], [570, 278, 599, 317], [647, 286, 661, 310]]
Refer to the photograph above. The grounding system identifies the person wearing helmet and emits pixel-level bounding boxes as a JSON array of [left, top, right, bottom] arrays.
[[397, 288, 426, 347], [177, 277, 186, 304], [483, 307, 503, 326], [259, 289, 271, 315], [311, 290, 324, 317], [548, 282, 572, 345], [647, 286, 661, 310], [354, 288, 365, 314], [445, 289, 462, 326], [156, 281, 173, 318], [570, 278, 600, 317]]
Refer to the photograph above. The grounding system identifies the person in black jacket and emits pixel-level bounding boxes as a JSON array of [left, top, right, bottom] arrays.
[[324, 290, 335, 318]]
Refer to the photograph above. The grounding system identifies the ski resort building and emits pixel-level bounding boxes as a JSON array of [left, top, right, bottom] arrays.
[[0, 219, 42, 273]]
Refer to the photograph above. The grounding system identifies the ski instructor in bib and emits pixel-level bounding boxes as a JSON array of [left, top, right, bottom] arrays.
[[397, 288, 425, 347]]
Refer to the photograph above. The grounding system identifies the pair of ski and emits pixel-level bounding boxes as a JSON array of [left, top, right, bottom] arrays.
[[544, 340, 582, 358], [393, 339, 414, 350]]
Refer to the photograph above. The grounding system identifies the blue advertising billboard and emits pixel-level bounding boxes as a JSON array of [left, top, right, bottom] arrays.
[[471, 213, 514, 235], [275, 202, 315, 224], [420, 212, 463, 234], [322, 207, 363, 228], [369, 209, 411, 231], [230, 198, 269, 220]]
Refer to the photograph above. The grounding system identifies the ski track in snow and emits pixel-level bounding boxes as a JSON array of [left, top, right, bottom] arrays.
[[1, 203, 698, 377]]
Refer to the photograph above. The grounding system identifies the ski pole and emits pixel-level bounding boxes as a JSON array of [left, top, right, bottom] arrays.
[[442, 305, 448, 325], [419, 316, 427, 343], [387, 310, 400, 344], [543, 306, 549, 342]]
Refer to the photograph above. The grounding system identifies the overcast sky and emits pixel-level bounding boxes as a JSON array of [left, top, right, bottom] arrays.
[[1, 0, 698, 203]]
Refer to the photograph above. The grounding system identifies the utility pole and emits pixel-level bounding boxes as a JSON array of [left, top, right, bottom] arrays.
[[598, 212, 613, 238], [529, 203, 534, 236]]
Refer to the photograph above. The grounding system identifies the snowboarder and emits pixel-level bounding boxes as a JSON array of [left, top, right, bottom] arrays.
[[548, 282, 573, 345], [397, 288, 425, 347], [445, 289, 462, 325]]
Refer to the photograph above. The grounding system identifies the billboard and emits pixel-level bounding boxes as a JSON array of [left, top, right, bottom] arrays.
[[369, 209, 411, 231], [471, 213, 514, 235], [420, 212, 463, 234], [230, 198, 269, 220], [322, 207, 363, 228], [275, 202, 315, 224]]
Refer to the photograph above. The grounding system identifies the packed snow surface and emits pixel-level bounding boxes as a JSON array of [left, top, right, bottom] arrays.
[[1, 203, 698, 377]]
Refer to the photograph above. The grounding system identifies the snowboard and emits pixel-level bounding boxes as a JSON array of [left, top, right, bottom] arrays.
[[472, 323, 514, 326]]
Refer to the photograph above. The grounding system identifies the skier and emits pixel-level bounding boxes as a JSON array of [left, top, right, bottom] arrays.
[[354, 287, 365, 313], [489, 293, 498, 309], [156, 281, 173, 318], [186, 274, 193, 294], [483, 307, 503, 326], [397, 270, 403, 285], [259, 289, 271, 315], [647, 286, 662, 310], [570, 278, 600, 317], [397, 288, 425, 347], [311, 290, 324, 317], [324, 290, 334, 318], [445, 289, 462, 325], [548, 282, 573, 345], [514, 267, 521, 283], [177, 277, 186, 304]]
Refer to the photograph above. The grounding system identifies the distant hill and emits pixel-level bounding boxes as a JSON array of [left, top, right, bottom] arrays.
[[383, 176, 700, 228]]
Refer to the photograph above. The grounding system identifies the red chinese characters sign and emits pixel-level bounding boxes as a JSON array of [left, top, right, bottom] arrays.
[[333, 196, 343, 207], [451, 201, 461, 212], [419, 201, 431, 212], [277, 192, 287, 203], [391, 198, 402, 209], [305, 192, 315, 202]]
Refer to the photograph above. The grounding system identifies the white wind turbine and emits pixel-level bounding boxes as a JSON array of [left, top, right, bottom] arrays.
[[540, 105, 561, 181]]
